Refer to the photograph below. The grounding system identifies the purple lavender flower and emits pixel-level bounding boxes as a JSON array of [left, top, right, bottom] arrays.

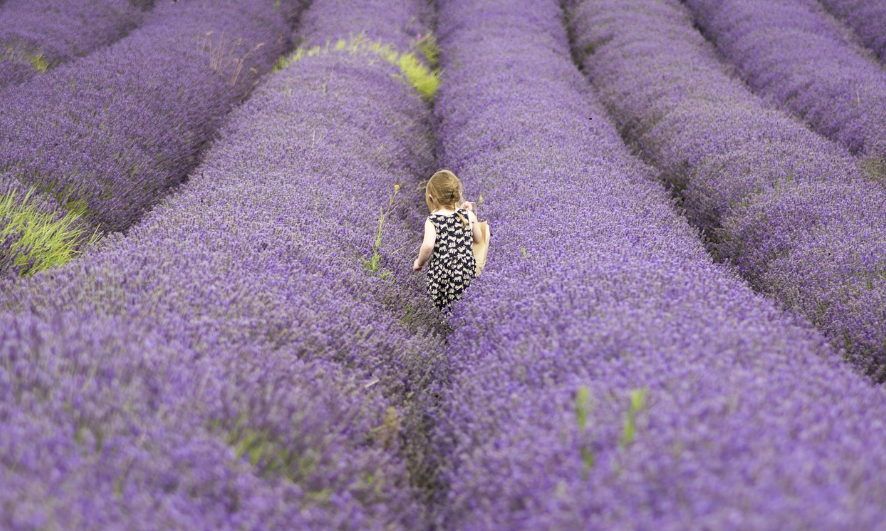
[[0, 0, 145, 89], [0, 0, 442, 528], [299, 0, 431, 50], [684, 0, 886, 166], [0, 0, 299, 240], [567, 0, 886, 378], [817, 0, 886, 66], [430, 0, 886, 528]]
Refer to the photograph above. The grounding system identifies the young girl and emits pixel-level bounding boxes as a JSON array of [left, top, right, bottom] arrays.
[[413, 170, 482, 310]]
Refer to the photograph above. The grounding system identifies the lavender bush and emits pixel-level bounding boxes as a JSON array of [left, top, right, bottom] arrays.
[[430, 0, 886, 528], [817, 0, 886, 65], [566, 0, 886, 379], [0, 0, 299, 245], [299, 0, 430, 51], [0, 0, 145, 89], [683, 0, 886, 169], [0, 0, 444, 528]]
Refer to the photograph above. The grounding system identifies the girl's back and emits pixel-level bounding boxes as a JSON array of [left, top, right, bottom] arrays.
[[426, 208, 476, 309], [413, 170, 482, 310]]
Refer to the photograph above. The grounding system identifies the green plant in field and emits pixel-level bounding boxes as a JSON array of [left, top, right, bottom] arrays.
[[2, 45, 50, 73], [363, 184, 400, 278], [620, 387, 648, 447], [394, 51, 438, 100], [277, 34, 441, 100], [862, 154, 886, 182], [28, 52, 49, 72], [0, 188, 98, 276], [575, 386, 590, 431], [574, 386, 595, 472], [366, 406, 401, 450], [415, 33, 440, 68]]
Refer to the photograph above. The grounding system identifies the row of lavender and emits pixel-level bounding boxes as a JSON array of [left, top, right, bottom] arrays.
[[566, 0, 886, 380], [0, 0, 444, 528], [0, 0, 300, 277], [683, 0, 886, 169], [430, 0, 886, 528], [818, 0, 886, 65], [0, 0, 149, 89]]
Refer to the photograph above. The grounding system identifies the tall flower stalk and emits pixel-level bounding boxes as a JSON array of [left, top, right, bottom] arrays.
[[364, 183, 400, 278]]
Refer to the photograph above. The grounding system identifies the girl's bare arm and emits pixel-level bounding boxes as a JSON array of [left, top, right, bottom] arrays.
[[461, 202, 483, 243], [414, 218, 436, 271], [468, 210, 482, 243]]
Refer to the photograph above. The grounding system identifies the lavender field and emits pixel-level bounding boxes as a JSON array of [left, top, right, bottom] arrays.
[[1, 0, 885, 529]]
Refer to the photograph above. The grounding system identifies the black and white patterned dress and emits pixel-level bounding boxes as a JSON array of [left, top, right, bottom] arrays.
[[427, 209, 476, 310]]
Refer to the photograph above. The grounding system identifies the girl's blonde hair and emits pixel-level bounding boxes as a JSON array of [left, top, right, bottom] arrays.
[[426, 170, 468, 227]]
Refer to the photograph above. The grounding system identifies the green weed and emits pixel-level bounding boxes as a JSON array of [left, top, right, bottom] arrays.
[[575, 386, 590, 431], [1, 45, 50, 73], [0, 188, 98, 276], [395, 51, 439, 99], [362, 184, 400, 277], [415, 33, 440, 68], [574, 386, 595, 472], [620, 388, 648, 447], [28, 52, 49, 72], [277, 34, 441, 100]]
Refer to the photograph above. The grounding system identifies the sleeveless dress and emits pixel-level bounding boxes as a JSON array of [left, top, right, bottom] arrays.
[[427, 209, 476, 310]]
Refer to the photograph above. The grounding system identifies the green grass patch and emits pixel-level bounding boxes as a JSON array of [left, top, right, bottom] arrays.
[[277, 34, 441, 100], [862, 154, 886, 182], [2, 45, 50, 72], [415, 33, 440, 68], [27, 52, 49, 72], [0, 188, 98, 276]]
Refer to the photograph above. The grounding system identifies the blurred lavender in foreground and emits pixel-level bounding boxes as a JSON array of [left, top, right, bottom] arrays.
[[0, 0, 444, 528], [684, 0, 886, 172], [567, 0, 886, 379], [430, 0, 886, 528], [0, 0, 145, 89]]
